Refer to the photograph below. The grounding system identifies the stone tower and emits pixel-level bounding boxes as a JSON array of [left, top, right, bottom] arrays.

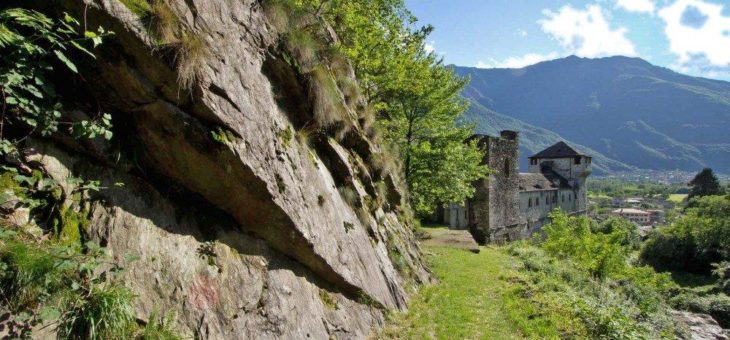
[[527, 142, 592, 212], [468, 131, 526, 243]]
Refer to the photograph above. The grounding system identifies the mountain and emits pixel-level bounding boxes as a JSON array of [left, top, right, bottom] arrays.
[[455, 56, 730, 175]]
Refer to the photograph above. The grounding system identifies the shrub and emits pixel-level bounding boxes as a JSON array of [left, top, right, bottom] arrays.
[[640, 194, 729, 274], [507, 243, 683, 338], [592, 216, 641, 249], [138, 310, 182, 340], [542, 211, 627, 278], [57, 284, 136, 340]]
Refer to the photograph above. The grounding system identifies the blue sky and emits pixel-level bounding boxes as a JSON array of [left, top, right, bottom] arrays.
[[405, 0, 730, 80]]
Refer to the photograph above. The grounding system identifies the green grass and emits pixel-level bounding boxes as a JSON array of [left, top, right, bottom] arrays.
[[382, 246, 524, 339], [668, 194, 687, 204]]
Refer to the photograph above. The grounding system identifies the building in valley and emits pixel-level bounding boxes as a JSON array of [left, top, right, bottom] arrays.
[[611, 208, 651, 225], [441, 131, 592, 244]]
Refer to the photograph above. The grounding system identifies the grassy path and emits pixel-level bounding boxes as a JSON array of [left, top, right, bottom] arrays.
[[382, 246, 524, 339]]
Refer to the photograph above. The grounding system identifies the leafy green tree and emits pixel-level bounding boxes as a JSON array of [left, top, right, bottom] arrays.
[[592, 216, 641, 249], [641, 194, 730, 273], [688, 168, 722, 199], [316, 0, 488, 214]]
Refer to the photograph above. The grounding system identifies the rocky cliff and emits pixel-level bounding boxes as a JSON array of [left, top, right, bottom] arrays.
[[13, 0, 430, 337]]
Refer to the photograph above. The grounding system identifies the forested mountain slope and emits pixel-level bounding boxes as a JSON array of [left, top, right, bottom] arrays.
[[456, 56, 730, 174]]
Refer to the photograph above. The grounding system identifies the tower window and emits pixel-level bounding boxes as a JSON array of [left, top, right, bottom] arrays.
[[530, 159, 538, 165], [528, 199, 532, 207], [504, 159, 510, 177], [574, 156, 581, 165], [536, 197, 539, 206]]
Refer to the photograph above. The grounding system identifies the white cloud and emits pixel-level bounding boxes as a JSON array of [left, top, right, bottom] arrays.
[[476, 52, 560, 69], [516, 29, 528, 37], [424, 41, 435, 54], [539, 5, 638, 58], [615, 0, 656, 14], [659, 0, 730, 67]]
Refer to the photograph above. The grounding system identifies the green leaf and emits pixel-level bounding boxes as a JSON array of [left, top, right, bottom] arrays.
[[70, 40, 96, 58], [39, 306, 61, 321], [53, 50, 78, 73]]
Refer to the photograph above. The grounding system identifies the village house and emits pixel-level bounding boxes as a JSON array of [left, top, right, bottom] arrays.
[[611, 208, 651, 225], [440, 131, 592, 244]]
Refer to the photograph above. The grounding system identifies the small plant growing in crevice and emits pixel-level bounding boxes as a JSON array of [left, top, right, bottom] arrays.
[[174, 32, 209, 91], [197, 241, 221, 273], [140, 0, 210, 91], [355, 291, 385, 310], [277, 126, 293, 149], [318, 289, 338, 310], [338, 186, 358, 208], [310, 65, 347, 128], [140, 309, 183, 340], [275, 173, 287, 193], [343, 221, 354, 233], [210, 127, 237, 144]]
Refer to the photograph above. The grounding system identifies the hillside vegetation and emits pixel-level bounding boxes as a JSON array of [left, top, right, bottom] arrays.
[[386, 207, 730, 339]]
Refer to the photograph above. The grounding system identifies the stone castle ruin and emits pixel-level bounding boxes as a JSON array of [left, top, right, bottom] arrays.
[[439, 131, 592, 243]]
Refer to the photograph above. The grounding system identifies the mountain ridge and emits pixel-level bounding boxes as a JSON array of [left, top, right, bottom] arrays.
[[455, 55, 730, 174]]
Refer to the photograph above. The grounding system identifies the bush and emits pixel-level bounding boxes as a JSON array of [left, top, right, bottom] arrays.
[[592, 216, 641, 249], [640, 195, 730, 274], [57, 284, 136, 340], [507, 242, 683, 338], [542, 211, 627, 278]]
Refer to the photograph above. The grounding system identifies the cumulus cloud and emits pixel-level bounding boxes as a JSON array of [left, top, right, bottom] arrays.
[[659, 0, 730, 67], [615, 0, 656, 14], [476, 52, 560, 69], [539, 5, 638, 58], [424, 41, 435, 54]]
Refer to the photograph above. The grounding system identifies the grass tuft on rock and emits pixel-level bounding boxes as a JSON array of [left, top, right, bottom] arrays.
[[175, 33, 209, 90], [310, 65, 347, 128]]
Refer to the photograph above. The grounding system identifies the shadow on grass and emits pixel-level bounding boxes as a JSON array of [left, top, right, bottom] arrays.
[[670, 270, 716, 288]]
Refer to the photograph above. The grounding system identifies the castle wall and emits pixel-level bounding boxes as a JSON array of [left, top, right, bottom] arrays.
[[469, 133, 526, 243]]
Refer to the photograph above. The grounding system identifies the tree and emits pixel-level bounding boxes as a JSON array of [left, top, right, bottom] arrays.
[[688, 168, 722, 199], [317, 0, 488, 214]]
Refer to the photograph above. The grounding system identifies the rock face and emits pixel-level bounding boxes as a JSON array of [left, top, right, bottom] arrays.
[[672, 311, 729, 340], [20, 0, 430, 338]]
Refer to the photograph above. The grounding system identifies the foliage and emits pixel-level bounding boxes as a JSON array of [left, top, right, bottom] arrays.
[[266, 0, 488, 215], [0, 228, 136, 339], [383, 241, 683, 339], [0, 8, 113, 155], [688, 168, 723, 199], [641, 194, 730, 274], [318, 0, 488, 215], [713, 261, 730, 295], [57, 283, 136, 339], [592, 216, 641, 249], [542, 211, 628, 278], [138, 310, 182, 340], [507, 244, 682, 339]]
